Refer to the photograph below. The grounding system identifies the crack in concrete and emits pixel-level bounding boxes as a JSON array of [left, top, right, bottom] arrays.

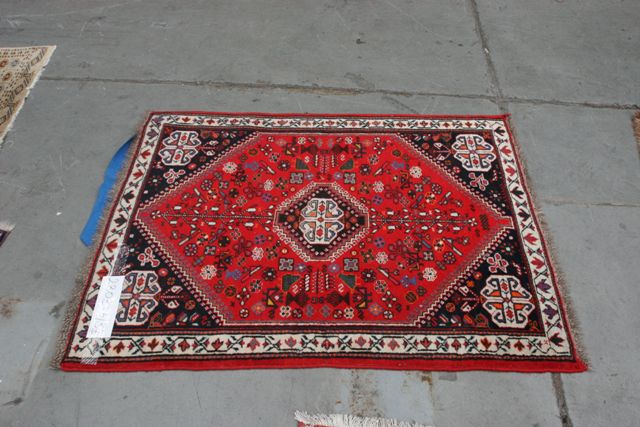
[[468, 0, 504, 110], [39, 76, 640, 111], [2, 397, 23, 407], [1, 339, 46, 408], [41, 75, 492, 99], [552, 373, 574, 427], [540, 199, 640, 208], [505, 96, 640, 111], [382, 95, 420, 114], [469, 4, 580, 426]]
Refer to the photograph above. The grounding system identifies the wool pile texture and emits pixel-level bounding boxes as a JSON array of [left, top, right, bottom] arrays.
[[58, 112, 585, 372]]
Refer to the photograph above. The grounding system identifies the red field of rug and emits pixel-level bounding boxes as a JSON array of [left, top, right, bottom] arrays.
[[58, 112, 586, 372]]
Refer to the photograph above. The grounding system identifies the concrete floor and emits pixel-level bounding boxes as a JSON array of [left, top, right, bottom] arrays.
[[0, 0, 639, 425]]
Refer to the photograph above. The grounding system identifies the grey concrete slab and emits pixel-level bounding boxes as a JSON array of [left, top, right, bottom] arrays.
[[508, 104, 640, 206], [541, 203, 640, 427], [0, 302, 53, 407], [0, 0, 493, 96], [2, 368, 349, 426], [431, 371, 561, 426], [1, 368, 435, 427], [476, 0, 640, 105]]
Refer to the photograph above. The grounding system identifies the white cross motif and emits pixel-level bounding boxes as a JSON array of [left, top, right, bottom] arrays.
[[159, 130, 202, 166], [299, 197, 345, 245], [452, 134, 496, 172]]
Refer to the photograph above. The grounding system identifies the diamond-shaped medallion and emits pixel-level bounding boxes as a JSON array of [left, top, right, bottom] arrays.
[[274, 182, 369, 262]]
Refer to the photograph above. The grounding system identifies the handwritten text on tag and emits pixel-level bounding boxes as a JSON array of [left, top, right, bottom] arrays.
[[87, 276, 125, 339]]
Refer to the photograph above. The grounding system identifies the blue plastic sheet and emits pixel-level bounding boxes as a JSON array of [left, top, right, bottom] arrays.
[[80, 135, 135, 246]]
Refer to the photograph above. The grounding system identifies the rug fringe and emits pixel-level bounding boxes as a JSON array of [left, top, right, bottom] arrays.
[[633, 112, 640, 150], [0, 221, 16, 231], [504, 116, 588, 368], [294, 412, 432, 427], [50, 118, 148, 369]]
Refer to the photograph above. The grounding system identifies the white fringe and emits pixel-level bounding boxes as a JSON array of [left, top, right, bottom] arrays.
[[0, 221, 15, 231], [294, 412, 432, 427]]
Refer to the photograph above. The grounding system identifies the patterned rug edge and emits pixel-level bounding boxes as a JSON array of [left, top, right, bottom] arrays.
[[295, 411, 432, 427], [52, 121, 142, 368], [0, 46, 56, 146], [501, 116, 588, 368]]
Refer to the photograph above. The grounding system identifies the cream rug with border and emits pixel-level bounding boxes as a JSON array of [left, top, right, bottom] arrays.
[[0, 46, 55, 145]]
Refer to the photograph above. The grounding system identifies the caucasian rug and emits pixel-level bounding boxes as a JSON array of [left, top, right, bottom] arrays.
[[0, 46, 55, 145], [58, 112, 586, 372]]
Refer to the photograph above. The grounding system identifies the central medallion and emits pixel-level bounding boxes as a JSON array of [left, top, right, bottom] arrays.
[[299, 197, 345, 245], [274, 182, 369, 262]]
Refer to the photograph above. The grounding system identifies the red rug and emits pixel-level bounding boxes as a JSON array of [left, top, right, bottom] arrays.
[[58, 112, 586, 372]]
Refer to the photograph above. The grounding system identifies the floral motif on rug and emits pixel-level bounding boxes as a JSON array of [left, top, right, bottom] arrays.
[[59, 113, 585, 372], [0, 46, 55, 144]]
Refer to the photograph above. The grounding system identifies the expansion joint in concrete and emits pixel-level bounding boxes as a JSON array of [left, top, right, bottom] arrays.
[[40, 76, 640, 111]]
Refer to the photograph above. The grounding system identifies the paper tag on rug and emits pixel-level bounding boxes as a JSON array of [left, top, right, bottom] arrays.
[[87, 276, 125, 338]]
